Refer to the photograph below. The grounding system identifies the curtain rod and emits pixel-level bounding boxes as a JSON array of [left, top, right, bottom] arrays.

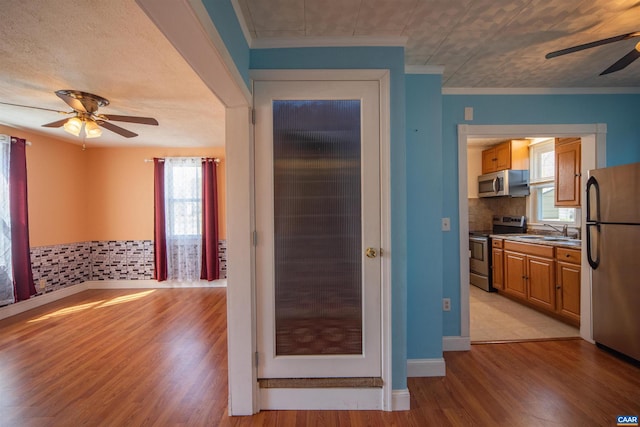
[[144, 157, 221, 163], [0, 135, 32, 146]]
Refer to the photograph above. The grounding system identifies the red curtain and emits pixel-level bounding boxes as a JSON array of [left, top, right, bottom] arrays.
[[200, 158, 219, 281], [153, 158, 168, 281], [10, 137, 35, 301]]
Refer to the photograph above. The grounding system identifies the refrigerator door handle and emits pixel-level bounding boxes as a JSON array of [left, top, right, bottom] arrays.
[[586, 223, 600, 269], [586, 175, 600, 223]]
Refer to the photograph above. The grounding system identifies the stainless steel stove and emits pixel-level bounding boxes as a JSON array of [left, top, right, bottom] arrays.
[[470, 215, 526, 292]]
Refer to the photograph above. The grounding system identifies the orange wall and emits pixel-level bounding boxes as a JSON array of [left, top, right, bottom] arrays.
[[1, 125, 226, 246], [84, 146, 226, 241], [1, 126, 88, 247]]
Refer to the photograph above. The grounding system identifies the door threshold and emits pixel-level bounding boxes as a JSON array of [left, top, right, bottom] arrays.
[[471, 336, 582, 345]]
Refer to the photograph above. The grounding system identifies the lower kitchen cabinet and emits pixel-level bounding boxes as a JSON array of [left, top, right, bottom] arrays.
[[491, 239, 504, 290], [556, 247, 581, 325], [504, 250, 527, 299], [526, 255, 555, 311], [501, 240, 584, 324]]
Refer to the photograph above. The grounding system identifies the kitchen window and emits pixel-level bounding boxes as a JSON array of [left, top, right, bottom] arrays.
[[528, 139, 578, 225]]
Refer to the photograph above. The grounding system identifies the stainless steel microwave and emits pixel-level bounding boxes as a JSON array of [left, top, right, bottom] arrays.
[[478, 170, 529, 198]]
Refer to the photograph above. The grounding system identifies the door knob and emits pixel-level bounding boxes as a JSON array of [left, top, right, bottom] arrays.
[[365, 247, 377, 258]]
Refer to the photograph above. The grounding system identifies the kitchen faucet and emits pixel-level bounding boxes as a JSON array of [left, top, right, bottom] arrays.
[[544, 223, 568, 237]]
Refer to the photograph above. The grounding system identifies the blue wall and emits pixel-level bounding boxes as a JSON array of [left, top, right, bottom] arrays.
[[251, 47, 408, 389], [405, 74, 444, 359], [200, 0, 251, 88], [441, 93, 640, 336]]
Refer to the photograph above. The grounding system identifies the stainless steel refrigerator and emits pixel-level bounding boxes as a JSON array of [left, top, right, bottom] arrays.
[[586, 161, 640, 362]]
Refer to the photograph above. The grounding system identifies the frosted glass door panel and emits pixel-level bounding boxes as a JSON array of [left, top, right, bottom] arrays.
[[273, 100, 362, 356]]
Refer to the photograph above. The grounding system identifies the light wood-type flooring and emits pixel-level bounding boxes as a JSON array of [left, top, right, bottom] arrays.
[[1, 288, 638, 426], [470, 284, 580, 342]]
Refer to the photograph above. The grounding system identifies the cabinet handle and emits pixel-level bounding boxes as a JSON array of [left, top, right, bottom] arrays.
[[566, 254, 571, 257], [556, 285, 561, 289]]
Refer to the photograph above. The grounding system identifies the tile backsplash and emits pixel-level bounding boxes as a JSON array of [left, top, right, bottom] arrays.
[[31, 239, 228, 294], [468, 197, 526, 231]]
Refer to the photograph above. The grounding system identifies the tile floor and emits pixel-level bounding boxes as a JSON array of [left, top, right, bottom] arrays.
[[470, 285, 580, 342]]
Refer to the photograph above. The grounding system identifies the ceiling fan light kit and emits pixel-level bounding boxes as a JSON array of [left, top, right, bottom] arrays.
[[0, 89, 158, 140], [63, 116, 83, 137]]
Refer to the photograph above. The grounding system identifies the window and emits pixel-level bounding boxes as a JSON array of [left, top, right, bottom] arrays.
[[0, 139, 14, 305], [529, 139, 578, 225], [165, 160, 202, 237], [164, 157, 202, 281]]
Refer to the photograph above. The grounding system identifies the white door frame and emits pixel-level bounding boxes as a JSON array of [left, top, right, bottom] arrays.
[[457, 123, 607, 348], [251, 69, 392, 410]]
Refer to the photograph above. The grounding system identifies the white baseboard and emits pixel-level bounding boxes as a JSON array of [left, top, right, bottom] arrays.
[[406, 358, 446, 377], [259, 388, 383, 410], [0, 283, 88, 321], [391, 389, 411, 411], [0, 279, 227, 321], [443, 336, 471, 351]]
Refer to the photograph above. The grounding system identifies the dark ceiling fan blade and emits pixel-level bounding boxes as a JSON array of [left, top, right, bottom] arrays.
[[545, 31, 640, 59], [0, 100, 70, 114], [100, 114, 159, 125], [42, 118, 70, 128], [600, 48, 640, 75], [55, 90, 88, 113], [97, 120, 138, 138]]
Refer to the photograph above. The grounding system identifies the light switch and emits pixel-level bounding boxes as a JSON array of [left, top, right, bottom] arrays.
[[464, 107, 473, 121], [442, 217, 451, 231]]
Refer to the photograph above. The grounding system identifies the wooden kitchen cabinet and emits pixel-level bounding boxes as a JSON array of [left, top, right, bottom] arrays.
[[556, 247, 581, 325], [504, 250, 527, 300], [503, 241, 555, 311], [526, 255, 556, 312], [555, 137, 581, 207], [491, 239, 504, 290], [481, 139, 529, 174]]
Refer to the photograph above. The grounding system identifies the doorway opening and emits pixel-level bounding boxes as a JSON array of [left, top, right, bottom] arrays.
[[457, 124, 606, 347]]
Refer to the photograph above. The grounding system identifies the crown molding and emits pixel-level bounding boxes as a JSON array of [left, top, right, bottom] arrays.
[[443, 87, 640, 95], [230, 0, 253, 46], [251, 35, 408, 49], [405, 65, 445, 74]]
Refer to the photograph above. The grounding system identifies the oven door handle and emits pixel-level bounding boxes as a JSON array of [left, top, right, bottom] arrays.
[[469, 236, 488, 243]]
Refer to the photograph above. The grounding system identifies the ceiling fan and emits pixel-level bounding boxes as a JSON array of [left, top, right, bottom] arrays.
[[546, 31, 640, 75], [0, 89, 158, 138]]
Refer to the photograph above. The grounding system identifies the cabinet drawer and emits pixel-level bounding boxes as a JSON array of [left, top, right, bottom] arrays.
[[504, 240, 554, 258], [556, 247, 581, 264], [492, 239, 503, 248]]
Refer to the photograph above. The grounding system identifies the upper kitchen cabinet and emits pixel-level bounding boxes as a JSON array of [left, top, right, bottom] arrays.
[[555, 138, 581, 207], [481, 139, 529, 174]]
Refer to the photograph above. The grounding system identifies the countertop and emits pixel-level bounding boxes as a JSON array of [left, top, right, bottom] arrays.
[[490, 233, 582, 249]]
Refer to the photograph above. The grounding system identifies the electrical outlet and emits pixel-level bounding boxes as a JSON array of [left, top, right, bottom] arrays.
[[442, 298, 451, 311], [39, 278, 46, 290]]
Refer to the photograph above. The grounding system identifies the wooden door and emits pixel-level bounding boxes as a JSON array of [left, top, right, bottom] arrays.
[[526, 255, 555, 311], [555, 138, 581, 207], [494, 141, 511, 171], [557, 261, 581, 324], [503, 250, 527, 300], [482, 147, 496, 174]]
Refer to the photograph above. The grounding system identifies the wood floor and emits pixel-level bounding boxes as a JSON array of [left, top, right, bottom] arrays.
[[1, 288, 638, 426]]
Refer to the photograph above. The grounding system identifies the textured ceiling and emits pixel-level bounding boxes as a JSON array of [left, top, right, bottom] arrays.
[[0, 0, 225, 147], [1, 0, 638, 148], [236, 0, 640, 87]]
